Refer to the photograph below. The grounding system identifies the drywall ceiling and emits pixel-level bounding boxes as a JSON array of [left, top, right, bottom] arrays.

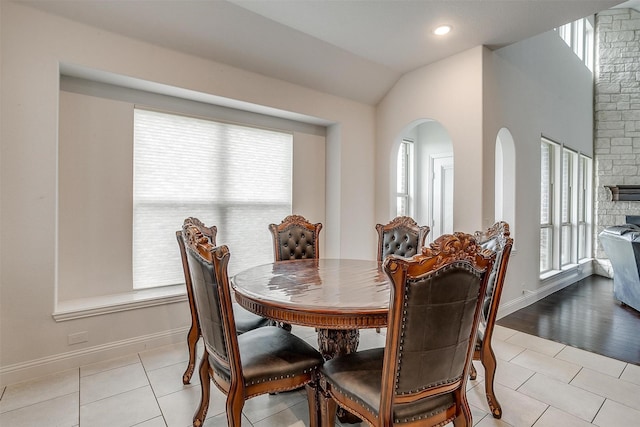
[[15, 0, 633, 105]]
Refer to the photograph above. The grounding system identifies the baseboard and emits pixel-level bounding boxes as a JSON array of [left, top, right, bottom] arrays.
[[497, 260, 595, 319], [0, 326, 188, 387]]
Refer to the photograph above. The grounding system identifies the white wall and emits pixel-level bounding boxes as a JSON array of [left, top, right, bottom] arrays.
[[484, 30, 596, 312], [0, 2, 375, 385], [377, 32, 595, 319], [376, 47, 485, 234]]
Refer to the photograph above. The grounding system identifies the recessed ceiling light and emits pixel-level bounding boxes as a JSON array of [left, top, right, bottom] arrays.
[[434, 25, 452, 36]]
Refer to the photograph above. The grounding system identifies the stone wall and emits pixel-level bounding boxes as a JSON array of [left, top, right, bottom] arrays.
[[594, 7, 640, 272]]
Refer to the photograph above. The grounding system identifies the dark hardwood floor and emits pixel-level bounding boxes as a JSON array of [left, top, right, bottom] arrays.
[[497, 274, 640, 365]]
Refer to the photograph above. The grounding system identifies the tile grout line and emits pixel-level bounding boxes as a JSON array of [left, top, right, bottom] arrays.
[[137, 351, 168, 427]]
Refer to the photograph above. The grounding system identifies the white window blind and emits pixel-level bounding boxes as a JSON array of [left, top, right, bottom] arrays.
[[133, 108, 292, 289]]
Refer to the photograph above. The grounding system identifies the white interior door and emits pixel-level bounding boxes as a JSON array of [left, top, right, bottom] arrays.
[[430, 154, 454, 241]]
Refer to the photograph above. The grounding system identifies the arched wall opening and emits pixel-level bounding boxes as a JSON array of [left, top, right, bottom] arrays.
[[392, 119, 454, 242], [495, 127, 516, 238]]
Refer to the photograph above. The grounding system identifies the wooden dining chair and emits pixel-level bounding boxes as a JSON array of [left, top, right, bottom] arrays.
[[182, 223, 324, 427], [469, 221, 513, 419], [269, 214, 322, 261], [374, 216, 430, 332], [176, 217, 270, 384], [318, 233, 495, 427], [375, 216, 430, 262], [269, 214, 322, 330]]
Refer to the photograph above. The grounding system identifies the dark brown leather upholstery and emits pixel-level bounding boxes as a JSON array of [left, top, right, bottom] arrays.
[[269, 214, 322, 261], [319, 233, 495, 427], [470, 221, 513, 419], [375, 216, 430, 262], [176, 217, 269, 384], [182, 223, 324, 427]]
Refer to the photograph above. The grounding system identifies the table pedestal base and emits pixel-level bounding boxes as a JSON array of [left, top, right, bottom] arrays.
[[317, 328, 360, 360], [317, 328, 363, 424]]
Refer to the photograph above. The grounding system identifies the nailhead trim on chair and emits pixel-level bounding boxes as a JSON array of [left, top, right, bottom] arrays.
[[245, 366, 318, 386], [395, 262, 481, 395]]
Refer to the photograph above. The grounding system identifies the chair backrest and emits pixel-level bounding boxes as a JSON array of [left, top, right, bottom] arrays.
[[269, 214, 322, 261], [473, 221, 513, 324], [380, 233, 495, 416], [375, 216, 430, 262], [176, 217, 217, 295], [181, 222, 241, 377]]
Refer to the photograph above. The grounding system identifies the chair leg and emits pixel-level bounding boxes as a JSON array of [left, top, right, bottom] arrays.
[[453, 392, 472, 427], [193, 353, 210, 427], [226, 391, 245, 427], [481, 343, 502, 418], [183, 323, 199, 384], [306, 382, 320, 427], [469, 360, 477, 380], [319, 386, 337, 427], [376, 327, 381, 333]]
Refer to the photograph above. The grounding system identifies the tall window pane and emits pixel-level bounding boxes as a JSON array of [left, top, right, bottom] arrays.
[[540, 142, 552, 225], [578, 155, 592, 260], [540, 141, 554, 273], [561, 149, 575, 266], [133, 109, 293, 288], [396, 139, 413, 217]]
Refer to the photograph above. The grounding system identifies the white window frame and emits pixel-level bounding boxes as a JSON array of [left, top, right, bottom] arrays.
[[577, 155, 593, 261], [556, 17, 594, 71], [133, 108, 293, 289], [561, 148, 577, 267], [540, 140, 555, 274], [396, 138, 414, 217], [540, 138, 592, 277]]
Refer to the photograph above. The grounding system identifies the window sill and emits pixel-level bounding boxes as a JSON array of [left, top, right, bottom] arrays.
[[539, 259, 593, 282], [53, 284, 187, 322]]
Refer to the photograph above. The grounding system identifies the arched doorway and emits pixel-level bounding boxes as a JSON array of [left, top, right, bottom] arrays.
[[394, 119, 454, 242]]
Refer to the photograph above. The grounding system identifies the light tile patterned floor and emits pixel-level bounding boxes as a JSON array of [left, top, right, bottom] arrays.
[[1, 325, 640, 427]]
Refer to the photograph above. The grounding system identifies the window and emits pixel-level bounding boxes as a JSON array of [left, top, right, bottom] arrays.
[[540, 138, 592, 275], [396, 139, 414, 217], [556, 17, 594, 71], [577, 155, 593, 260], [540, 141, 554, 273], [133, 108, 293, 289], [561, 148, 576, 267]]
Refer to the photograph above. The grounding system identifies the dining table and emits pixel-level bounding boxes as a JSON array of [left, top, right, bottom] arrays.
[[231, 258, 390, 360]]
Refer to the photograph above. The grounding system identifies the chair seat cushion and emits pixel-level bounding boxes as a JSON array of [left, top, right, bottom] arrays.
[[321, 348, 455, 423], [232, 303, 270, 334], [211, 326, 323, 387]]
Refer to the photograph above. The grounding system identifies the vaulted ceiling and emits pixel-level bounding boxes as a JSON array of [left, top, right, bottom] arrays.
[[16, 0, 636, 104]]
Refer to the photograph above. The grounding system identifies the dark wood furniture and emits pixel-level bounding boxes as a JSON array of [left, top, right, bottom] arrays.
[[181, 223, 324, 427], [375, 216, 430, 332], [470, 221, 513, 418], [318, 233, 495, 427], [268, 214, 323, 331], [232, 258, 390, 360], [269, 214, 322, 261], [375, 215, 430, 262], [176, 217, 269, 384]]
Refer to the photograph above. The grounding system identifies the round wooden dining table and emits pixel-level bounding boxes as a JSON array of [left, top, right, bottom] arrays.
[[231, 258, 390, 360]]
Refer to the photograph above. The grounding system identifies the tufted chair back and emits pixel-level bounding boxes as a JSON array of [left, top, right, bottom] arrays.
[[375, 216, 430, 262], [269, 214, 322, 261]]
